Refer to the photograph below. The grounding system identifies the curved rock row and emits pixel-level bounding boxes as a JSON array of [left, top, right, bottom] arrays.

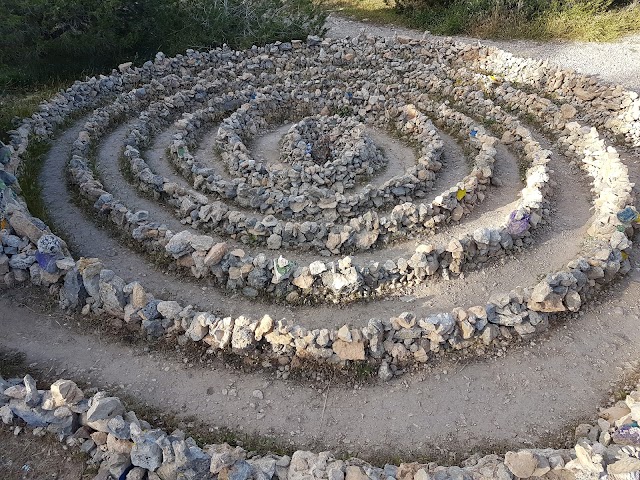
[[42, 120, 540, 328], [249, 124, 421, 191], [140, 119, 474, 262], [30, 35, 632, 362], [139, 126, 184, 185], [40, 120, 328, 322], [142, 122, 439, 235], [114, 106, 594, 321], [313, 136, 594, 325], [94, 104, 578, 303], [2, 272, 640, 457], [106, 95, 552, 274], [2, 32, 640, 480], [95, 123, 198, 237]]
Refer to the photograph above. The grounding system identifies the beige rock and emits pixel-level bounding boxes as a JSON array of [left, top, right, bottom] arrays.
[[560, 103, 577, 119], [505, 451, 538, 478], [600, 402, 631, 422], [8, 211, 46, 243], [91, 431, 108, 445], [607, 456, 640, 475], [50, 379, 84, 407], [254, 315, 274, 341], [345, 466, 369, 480], [332, 339, 365, 361], [204, 242, 227, 266], [106, 434, 133, 454]]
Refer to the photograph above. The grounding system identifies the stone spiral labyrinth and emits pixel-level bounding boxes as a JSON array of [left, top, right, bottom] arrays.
[[1, 32, 640, 479]]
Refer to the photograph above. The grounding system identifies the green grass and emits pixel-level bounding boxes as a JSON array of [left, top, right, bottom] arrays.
[[0, 85, 64, 143], [326, 0, 640, 41], [15, 139, 53, 226], [1, 84, 67, 227]]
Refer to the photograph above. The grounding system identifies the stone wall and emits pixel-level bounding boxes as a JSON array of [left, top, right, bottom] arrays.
[[3, 373, 640, 479], [0, 34, 637, 383]]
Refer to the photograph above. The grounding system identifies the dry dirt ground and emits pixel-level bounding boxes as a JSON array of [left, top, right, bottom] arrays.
[[0, 425, 89, 480], [2, 15, 640, 470]]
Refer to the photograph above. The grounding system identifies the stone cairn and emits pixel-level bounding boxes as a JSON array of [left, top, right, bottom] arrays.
[[1, 32, 640, 479]]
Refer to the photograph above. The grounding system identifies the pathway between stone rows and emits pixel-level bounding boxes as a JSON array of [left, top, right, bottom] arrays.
[[2, 270, 639, 460], [41, 115, 596, 329]]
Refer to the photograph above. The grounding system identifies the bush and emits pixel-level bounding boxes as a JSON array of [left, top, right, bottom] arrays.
[[389, 0, 640, 39], [0, 0, 325, 90]]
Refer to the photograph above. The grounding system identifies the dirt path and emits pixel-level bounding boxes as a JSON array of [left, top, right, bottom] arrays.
[[324, 15, 640, 92], [2, 271, 640, 459]]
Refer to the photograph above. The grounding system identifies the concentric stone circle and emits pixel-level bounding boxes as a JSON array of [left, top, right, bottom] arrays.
[[1, 34, 638, 372], [1, 31, 640, 480]]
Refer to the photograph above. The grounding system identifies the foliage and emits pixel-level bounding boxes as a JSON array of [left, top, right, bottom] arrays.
[[0, 0, 326, 91], [328, 0, 640, 41]]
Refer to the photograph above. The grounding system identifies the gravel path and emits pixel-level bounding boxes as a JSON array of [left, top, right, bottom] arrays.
[[325, 15, 640, 92]]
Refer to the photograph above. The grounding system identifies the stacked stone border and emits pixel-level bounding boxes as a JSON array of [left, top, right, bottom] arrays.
[[65, 84, 559, 306], [3, 373, 640, 479], [0, 34, 636, 379]]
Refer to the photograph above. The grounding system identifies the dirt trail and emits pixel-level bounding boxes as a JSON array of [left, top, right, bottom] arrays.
[[2, 271, 640, 458]]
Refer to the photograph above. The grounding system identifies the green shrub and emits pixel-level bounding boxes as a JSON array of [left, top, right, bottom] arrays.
[[0, 0, 325, 91], [387, 0, 640, 39]]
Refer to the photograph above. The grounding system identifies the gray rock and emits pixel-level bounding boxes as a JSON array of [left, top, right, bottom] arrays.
[[105, 452, 132, 478], [229, 460, 254, 480], [0, 404, 14, 424], [87, 395, 125, 422], [9, 253, 36, 270], [61, 270, 85, 309], [99, 269, 127, 317], [23, 375, 41, 407], [51, 379, 84, 406], [37, 234, 63, 255], [126, 467, 147, 480], [157, 301, 182, 319], [131, 439, 163, 471], [107, 415, 131, 439], [378, 362, 393, 381]]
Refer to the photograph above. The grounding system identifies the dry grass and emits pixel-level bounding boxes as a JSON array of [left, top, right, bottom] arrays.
[[324, 0, 640, 41], [0, 427, 90, 480], [0, 86, 63, 143], [325, 0, 407, 25]]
